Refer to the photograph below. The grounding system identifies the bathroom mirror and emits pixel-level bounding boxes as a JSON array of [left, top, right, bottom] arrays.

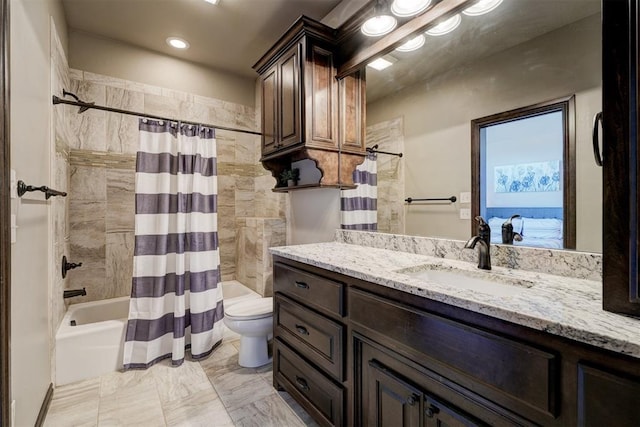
[[365, 0, 602, 253]]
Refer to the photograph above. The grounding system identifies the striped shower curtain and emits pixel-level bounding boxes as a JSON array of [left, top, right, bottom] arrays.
[[340, 153, 377, 230], [123, 119, 224, 369]]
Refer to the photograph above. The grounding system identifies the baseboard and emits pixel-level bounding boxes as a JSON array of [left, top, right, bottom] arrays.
[[34, 383, 53, 427]]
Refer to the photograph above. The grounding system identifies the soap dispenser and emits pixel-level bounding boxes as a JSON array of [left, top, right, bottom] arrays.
[[475, 216, 491, 247], [501, 215, 523, 244]]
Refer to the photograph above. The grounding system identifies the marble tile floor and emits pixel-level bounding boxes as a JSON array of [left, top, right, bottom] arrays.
[[44, 331, 318, 427]]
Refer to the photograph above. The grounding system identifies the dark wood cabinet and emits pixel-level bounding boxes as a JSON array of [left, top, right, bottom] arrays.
[[272, 256, 640, 427], [602, 0, 640, 316], [362, 355, 485, 427], [577, 363, 640, 426], [253, 16, 366, 190], [272, 261, 347, 426]]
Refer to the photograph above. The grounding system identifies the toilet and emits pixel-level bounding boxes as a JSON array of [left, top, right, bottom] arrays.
[[223, 297, 273, 367]]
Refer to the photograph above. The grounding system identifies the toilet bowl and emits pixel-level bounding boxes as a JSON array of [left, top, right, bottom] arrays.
[[223, 297, 273, 368]]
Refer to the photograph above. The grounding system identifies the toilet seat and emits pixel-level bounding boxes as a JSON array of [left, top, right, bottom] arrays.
[[224, 297, 273, 321]]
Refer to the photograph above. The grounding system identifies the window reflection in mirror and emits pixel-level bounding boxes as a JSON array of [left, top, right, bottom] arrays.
[[471, 97, 576, 250]]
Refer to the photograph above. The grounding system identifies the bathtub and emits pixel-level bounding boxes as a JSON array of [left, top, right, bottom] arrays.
[[55, 280, 260, 385]]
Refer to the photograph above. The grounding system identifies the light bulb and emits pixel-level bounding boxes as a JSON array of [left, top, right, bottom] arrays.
[[425, 14, 461, 36], [463, 0, 503, 16], [390, 0, 432, 17], [395, 34, 426, 52], [361, 15, 398, 37], [166, 37, 190, 49]]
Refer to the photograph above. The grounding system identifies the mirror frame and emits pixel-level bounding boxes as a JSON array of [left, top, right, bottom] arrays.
[[471, 95, 576, 249]]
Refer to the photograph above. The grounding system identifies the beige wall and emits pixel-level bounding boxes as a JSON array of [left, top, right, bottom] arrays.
[[289, 189, 340, 244], [367, 14, 602, 253], [68, 30, 256, 108], [10, 0, 67, 424]]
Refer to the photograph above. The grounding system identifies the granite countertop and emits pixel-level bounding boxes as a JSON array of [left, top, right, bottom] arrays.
[[270, 242, 640, 359]]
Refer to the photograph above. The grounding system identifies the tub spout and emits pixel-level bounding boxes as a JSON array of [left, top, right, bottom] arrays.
[[63, 288, 86, 298]]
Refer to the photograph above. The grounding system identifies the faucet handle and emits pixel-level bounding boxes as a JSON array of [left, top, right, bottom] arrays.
[[474, 216, 488, 225], [474, 216, 491, 246]]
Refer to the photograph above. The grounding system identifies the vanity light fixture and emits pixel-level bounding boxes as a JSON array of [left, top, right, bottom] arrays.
[[390, 0, 431, 17], [204, 0, 220, 3], [166, 37, 190, 49], [361, 0, 397, 37], [395, 34, 426, 52], [367, 57, 394, 71], [425, 14, 461, 36], [462, 0, 503, 16]]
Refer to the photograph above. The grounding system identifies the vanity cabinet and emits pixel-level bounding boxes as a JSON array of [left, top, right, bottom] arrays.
[[272, 256, 640, 427], [253, 16, 366, 189], [272, 261, 347, 426]]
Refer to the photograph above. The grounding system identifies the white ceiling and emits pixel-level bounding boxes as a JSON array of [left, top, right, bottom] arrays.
[[61, 0, 601, 99], [62, 0, 344, 78]]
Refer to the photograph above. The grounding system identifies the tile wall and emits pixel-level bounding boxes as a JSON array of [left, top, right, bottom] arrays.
[[52, 68, 286, 306], [236, 217, 286, 297], [51, 18, 72, 381]]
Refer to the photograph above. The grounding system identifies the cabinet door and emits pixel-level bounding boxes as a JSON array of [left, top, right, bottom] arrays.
[[367, 359, 422, 427], [279, 42, 302, 149], [423, 395, 483, 427], [602, 0, 640, 315], [339, 70, 366, 154], [261, 65, 278, 156], [577, 364, 640, 426], [305, 43, 338, 149]]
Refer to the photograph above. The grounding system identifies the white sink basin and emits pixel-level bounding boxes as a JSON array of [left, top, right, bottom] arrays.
[[397, 264, 534, 297]]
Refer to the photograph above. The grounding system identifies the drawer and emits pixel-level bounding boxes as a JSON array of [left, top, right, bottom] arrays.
[[275, 339, 344, 426], [275, 294, 344, 380], [274, 262, 344, 317], [349, 288, 559, 418]]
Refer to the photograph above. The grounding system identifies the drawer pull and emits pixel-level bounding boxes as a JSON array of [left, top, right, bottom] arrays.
[[295, 376, 310, 391], [295, 281, 309, 289], [295, 324, 309, 335], [425, 404, 440, 418]]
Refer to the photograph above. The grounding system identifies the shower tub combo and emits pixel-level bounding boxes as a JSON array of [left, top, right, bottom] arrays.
[[55, 281, 258, 385]]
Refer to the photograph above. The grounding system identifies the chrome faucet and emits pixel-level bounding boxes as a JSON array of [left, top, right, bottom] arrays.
[[465, 216, 492, 270]]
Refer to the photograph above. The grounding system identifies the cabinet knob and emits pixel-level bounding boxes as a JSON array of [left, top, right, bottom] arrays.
[[425, 404, 440, 418], [295, 376, 310, 391], [406, 394, 419, 406], [295, 324, 309, 335], [295, 281, 309, 289]]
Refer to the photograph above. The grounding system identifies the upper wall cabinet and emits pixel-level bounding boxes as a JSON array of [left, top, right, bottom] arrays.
[[253, 16, 366, 190]]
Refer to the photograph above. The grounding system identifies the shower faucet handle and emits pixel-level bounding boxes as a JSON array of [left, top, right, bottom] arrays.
[[62, 255, 83, 279]]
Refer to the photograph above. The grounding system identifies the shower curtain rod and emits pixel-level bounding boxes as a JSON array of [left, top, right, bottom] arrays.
[[52, 95, 263, 137]]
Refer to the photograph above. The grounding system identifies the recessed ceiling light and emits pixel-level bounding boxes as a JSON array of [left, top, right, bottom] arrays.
[[204, 0, 220, 3], [462, 0, 503, 16], [395, 34, 426, 52], [166, 37, 190, 49], [425, 14, 461, 36], [361, 15, 398, 37], [391, 0, 432, 17], [367, 57, 394, 71]]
